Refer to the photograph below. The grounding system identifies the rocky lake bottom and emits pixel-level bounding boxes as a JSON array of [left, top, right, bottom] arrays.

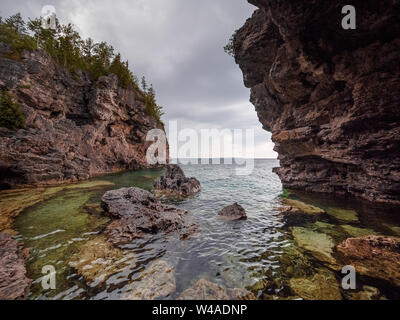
[[1, 159, 399, 300]]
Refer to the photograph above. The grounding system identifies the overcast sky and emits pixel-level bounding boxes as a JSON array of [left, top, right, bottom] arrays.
[[0, 0, 277, 158]]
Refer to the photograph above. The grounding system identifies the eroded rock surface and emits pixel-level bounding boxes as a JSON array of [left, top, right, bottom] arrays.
[[68, 236, 124, 284], [0, 48, 166, 189], [289, 269, 342, 300], [233, 1, 400, 205], [178, 278, 256, 300], [101, 187, 197, 245], [218, 203, 247, 221], [0, 232, 31, 300], [291, 227, 336, 265], [153, 165, 201, 198], [125, 260, 176, 300], [337, 235, 400, 286]]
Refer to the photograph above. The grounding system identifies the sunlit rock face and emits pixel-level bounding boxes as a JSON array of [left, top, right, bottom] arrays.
[[0, 47, 167, 189], [233, 1, 400, 205]]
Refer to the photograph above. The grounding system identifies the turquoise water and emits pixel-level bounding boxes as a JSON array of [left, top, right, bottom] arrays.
[[11, 160, 400, 300]]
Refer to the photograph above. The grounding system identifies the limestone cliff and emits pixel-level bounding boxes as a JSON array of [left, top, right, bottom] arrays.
[[233, 0, 400, 205], [0, 44, 167, 188]]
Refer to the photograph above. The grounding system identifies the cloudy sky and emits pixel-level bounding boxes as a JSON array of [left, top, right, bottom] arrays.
[[1, 0, 277, 159]]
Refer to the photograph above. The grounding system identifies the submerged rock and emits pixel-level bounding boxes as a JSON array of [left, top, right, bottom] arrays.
[[279, 244, 314, 279], [125, 260, 176, 300], [279, 199, 326, 227], [178, 278, 255, 300], [68, 236, 124, 284], [345, 286, 385, 301], [326, 208, 359, 223], [291, 227, 336, 265], [0, 232, 31, 300], [218, 203, 247, 221], [383, 224, 400, 237], [337, 236, 400, 286], [340, 225, 379, 238], [153, 165, 201, 198], [289, 269, 342, 300], [101, 187, 197, 245], [0, 180, 114, 233], [281, 199, 325, 215]]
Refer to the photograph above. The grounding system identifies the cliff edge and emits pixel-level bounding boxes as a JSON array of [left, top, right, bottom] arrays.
[[233, 0, 400, 205], [0, 45, 166, 188]]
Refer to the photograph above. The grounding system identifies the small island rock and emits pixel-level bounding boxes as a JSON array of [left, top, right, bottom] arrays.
[[218, 203, 247, 221], [101, 187, 197, 246], [153, 165, 201, 198]]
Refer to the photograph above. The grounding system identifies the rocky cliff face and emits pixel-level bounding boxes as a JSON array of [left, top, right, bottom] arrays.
[[233, 0, 400, 205], [0, 45, 166, 189]]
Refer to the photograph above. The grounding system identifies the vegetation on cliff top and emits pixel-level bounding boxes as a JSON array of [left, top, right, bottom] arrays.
[[0, 13, 164, 124], [223, 30, 237, 57], [0, 90, 26, 129]]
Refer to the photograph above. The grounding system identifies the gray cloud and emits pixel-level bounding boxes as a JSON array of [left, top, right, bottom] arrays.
[[0, 0, 277, 158]]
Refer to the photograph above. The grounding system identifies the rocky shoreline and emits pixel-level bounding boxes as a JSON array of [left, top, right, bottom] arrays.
[[232, 0, 400, 205], [1, 166, 400, 300], [0, 232, 31, 300], [0, 44, 166, 189]]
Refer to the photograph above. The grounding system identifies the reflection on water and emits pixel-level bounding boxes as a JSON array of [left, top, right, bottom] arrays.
[[7, 160, 400, 300]]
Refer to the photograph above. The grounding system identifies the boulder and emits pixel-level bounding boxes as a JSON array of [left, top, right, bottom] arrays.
[[218, 203, 247, 221], [101, 187, 197, 245], [153, 165, 201, 198], [0, 232, 31, 300], [125, 260, 176, 300], [337, 236, 400, 286]]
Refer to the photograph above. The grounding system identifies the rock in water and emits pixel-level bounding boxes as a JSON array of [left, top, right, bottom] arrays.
[[0, 49, 167, 189], [218, 203, 247, 221], [101, 187, 197, 245], [177, 278, 256, 300], [232, 1, 400, 205], [337, 236, 400, 286], [289, 269, 342, 300], [68, 236, 124, 285], [125, 260, 176, 300], [0, 232, 31, 300], [291, 227, 336, 265], [153, 165, 201, 198]]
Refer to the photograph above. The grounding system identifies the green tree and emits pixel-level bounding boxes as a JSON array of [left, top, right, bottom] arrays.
[[109, 53, 136, 89], [141, 76, 147, 92], [1, 13, 163, 124], [82, 37, 95, 59], [0, 91, 26, 129], [93, 41, 114, 67], [0, 13, 35, 53], [224, 31, 237, 57]]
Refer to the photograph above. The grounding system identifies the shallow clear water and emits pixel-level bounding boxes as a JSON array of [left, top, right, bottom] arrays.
[[10, 160, 400, 300]]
